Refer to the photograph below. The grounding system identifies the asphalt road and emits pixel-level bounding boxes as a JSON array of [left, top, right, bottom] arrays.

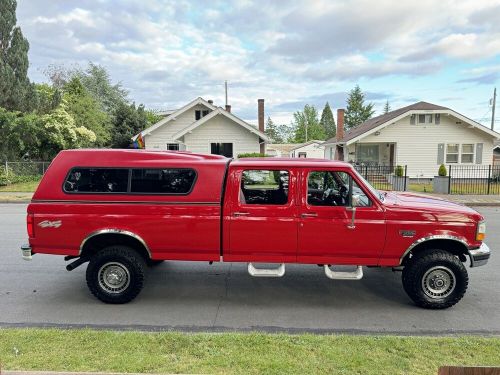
[[1, 203, 499, 335]]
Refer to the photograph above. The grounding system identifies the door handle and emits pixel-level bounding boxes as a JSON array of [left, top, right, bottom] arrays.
[[301, 212, 318, 218], [233, 212, 250, 217]]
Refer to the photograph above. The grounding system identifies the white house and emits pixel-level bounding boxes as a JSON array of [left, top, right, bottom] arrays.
[[289, 140, 325, 158], [266, 144, 297, 157], [133, 97, 269, 157], [323, 102, 500, 178]]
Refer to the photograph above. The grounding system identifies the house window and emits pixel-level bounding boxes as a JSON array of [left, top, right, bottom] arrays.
[[435, 114, 441, 124], [357, 144, 379, 164], [195, 109, 210, 120], [211, 142, 233, 157], [240, 170, 289, 205], [418, 114, 433, 124], [446, 144, 459, 163], [166, 143, 179, 151], [298, 152, 307, 158], [461, 144, 474, 163]]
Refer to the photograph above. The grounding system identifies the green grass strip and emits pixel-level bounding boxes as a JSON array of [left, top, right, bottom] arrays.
[[1, 329, 499, 375]]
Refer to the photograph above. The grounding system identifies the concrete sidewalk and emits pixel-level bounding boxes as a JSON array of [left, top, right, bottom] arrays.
[[0, 191, 499, 206]]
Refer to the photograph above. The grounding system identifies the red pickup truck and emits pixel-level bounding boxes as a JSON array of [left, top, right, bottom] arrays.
[[21, 149, 490, 309]]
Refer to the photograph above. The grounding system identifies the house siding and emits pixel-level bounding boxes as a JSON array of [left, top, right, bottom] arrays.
[[145, 104, 211, 149], [183, 114, 260, 156], [350, 114, 494, 178], [290, 142, 325, 158]]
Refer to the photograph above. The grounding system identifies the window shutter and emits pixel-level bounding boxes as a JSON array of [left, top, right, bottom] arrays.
[[475, 143, 483, 164], [437, 143, 445, 164], [435, 114, 440, 124], [410, 114, 416, 125]]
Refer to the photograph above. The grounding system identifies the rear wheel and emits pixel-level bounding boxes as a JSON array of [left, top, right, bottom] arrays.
[[402, 249, 468, 309], [86, 245, 146, 304]]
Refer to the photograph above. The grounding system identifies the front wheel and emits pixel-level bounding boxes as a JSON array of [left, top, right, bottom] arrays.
[[86, 245, 146, 304], [402, 249, 468, 309]]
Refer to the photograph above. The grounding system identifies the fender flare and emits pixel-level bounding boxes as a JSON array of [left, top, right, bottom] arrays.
[[79, 229, 152, 258], [398, 235, 469, 265]]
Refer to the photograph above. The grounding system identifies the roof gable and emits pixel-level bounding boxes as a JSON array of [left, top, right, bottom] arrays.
[[132, 97, 216, 140], [172, 107, 269, 141]]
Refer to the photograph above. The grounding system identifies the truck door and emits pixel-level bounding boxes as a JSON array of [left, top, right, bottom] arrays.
[[224, 167, 298, 262], [298, 168, 386, 265]]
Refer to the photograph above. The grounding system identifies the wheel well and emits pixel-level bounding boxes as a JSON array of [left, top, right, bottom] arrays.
[[80, 233, 151, 262], [402, 239, 468, 265]]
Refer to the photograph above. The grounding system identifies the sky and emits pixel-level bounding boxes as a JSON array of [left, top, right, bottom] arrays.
[[16, 0, 500, 129]]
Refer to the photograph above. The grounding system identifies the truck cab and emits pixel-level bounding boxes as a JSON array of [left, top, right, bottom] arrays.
[[22, 150, 490, 308]]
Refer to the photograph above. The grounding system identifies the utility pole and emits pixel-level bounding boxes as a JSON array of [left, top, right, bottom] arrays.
[[225, 80, 228, 107], [491, 87, 496, 130]]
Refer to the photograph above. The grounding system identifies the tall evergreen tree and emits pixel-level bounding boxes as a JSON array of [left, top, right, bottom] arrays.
[[344, 85, 374, 130], [383, 100, 391, 114], [320, 102, 336, 139], [0, 0, 37, 112], [264, 116, 283, 143], [293, 104, 325, 143]]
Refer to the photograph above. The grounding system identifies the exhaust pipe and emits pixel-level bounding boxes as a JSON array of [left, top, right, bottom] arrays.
[[66, 257, 88, 271]]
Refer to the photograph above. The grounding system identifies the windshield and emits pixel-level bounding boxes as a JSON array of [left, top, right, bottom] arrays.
[[352, 168, 384, 202]]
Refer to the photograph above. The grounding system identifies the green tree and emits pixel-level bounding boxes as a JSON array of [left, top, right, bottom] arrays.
[[277, 124, 295, 143], [63, 77, 112, 146], [145, 109, 162, 127], [293, 104, 325, 143], [320, 102, 336, 139], [35, 83, 61, 114], [383, 100, 391, 114], [41, 104, 96, 156], [344, 85, 374, 130], [111, 102, 148, 148], [0, 0, 37, 112], [265, 116, 283, 143]]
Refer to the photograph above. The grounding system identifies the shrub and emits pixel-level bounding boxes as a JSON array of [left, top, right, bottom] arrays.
[[394, 165, 404, 177], [237, 153, 270, 158], [438, 164, 447, 177]]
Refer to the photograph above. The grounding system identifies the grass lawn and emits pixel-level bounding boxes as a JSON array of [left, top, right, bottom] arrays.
[[1, 329, 499, 375], [0, 180, 40, 192], [407, 183, 433, 193]]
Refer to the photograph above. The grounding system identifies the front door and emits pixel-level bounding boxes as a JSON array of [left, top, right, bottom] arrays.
[[225, 168, 298, 263], [298, 168, 386, 265]]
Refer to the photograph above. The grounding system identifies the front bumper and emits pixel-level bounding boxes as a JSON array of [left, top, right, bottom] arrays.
[[21, 244, 32, 261], [469, 242, 490, 267]]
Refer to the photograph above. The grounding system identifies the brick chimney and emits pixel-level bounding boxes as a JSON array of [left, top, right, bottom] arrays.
[[258, 99, 265, 154], [225, 104, 231, 113], [337, 108, 345, 142]]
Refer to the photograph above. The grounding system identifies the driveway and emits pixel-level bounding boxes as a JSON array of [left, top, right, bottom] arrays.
[[1, 203, 499, 334]]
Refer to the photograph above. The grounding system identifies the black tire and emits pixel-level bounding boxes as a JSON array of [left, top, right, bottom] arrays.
[[86, 245, 146, 304], [147, 259, 165, 267], [402, 249, 468, 309]]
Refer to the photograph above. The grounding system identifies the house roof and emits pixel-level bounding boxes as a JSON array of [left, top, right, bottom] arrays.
[[172, 107, 269, 141], [132, 97, 217, 141], [324, 102, 450, 145], [289, 140, 324, 151], [266, 143, 300, 154]]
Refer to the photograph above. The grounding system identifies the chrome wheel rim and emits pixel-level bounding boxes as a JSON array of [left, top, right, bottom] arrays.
[[98, 262, 130, 294], [421, 266, 455, 299]]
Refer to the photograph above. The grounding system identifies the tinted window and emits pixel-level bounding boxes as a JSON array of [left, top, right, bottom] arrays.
[[240, 170, 289, 205], [307, 171, 371, 207], [64, 168, 129, 193], [130, 168, 196, 194]]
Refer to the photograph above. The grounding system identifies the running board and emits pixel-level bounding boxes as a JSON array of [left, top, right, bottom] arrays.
[[248, 263, 285, 277], [324, 265, 363, 280]]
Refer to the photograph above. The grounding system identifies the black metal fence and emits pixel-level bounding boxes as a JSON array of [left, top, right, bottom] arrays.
[[448, 165, 500, 195], [353, 164, 408, 191]]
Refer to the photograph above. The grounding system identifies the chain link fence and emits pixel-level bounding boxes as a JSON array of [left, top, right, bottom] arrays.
[[1, 161, 51, 186]]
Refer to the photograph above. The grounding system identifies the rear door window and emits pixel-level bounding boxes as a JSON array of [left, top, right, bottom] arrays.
[[240, 170, 289, 205], [130, 168, 196, 194], [64, 168, 129, 193]]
